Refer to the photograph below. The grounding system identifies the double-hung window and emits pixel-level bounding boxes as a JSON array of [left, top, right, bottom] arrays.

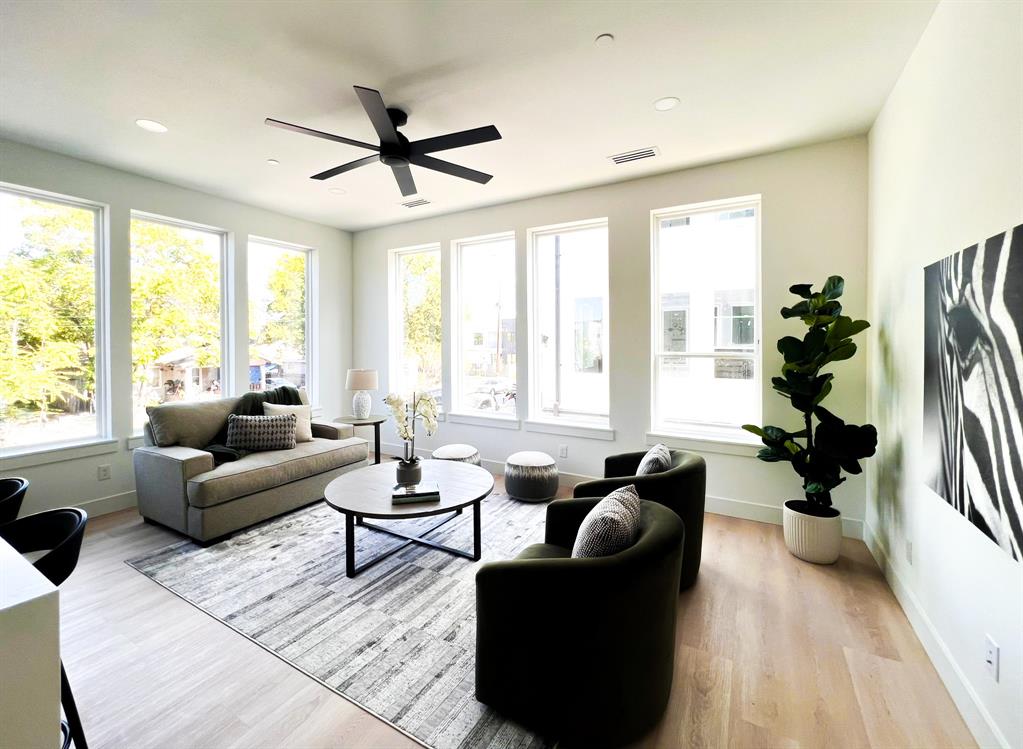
[[390, 244, 442, 403], [0, 184, 108, 451], [247, 237, 313, 399], [130, 213, 228, 429], [651, 196, 761, 439], [451, 233, 517, 417], [529, 219, 609, 425]]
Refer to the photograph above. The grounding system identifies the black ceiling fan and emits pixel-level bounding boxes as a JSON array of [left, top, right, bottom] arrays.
[[265, 85, 501, 197]]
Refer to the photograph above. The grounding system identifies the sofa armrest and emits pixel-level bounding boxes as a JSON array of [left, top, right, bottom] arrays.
[[543, 497, 600, 548], [311, 421, 354, 440], [604, 451, 645, 478], [133, 446, 214, 532]]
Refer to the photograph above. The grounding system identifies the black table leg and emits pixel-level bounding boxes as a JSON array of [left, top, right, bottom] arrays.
[[373, 424, 381, 464], [345, 512, 356, 577], [472, 500, 481, 560]]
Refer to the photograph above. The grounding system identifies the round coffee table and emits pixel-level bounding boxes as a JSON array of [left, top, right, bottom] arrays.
[[324, 460, 494, 577]]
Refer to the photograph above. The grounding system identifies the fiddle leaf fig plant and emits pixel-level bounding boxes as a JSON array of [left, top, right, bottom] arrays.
[[743, 276, 878, 514]]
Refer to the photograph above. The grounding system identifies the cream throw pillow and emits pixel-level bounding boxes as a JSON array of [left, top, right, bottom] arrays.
[[262, 403, 313, 442]]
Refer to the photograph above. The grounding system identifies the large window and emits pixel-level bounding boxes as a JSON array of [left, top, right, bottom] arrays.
[[390, 245, 442, 403], [651, 196, 761, 437], [0, 185, 106, 450], [130, 214, 226, 429], [247, 238, 311, 397], [529, 220, 609, 424], [451, 233, 516, 416]]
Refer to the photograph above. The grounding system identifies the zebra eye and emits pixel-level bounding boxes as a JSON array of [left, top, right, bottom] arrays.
[[947, 304, 985, 372]]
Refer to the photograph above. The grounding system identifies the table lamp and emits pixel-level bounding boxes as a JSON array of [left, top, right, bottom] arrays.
[[345, 369, 378, 419]]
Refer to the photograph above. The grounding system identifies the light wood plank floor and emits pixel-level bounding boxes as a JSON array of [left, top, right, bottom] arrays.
[[60, 476, 975, 748]]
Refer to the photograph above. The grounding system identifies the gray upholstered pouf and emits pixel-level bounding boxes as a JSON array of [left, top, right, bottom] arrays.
[[504, 451, 559, 502], [431, 443, 481, 466]]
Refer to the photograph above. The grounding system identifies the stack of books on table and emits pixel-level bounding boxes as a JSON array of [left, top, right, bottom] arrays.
[[392, 482, 441, 504]]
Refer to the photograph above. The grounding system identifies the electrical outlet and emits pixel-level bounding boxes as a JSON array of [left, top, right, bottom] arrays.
[[97, 464, 111, 481], [985, 635, 1000, 682], [558, 444, 568, 458], [905, 540, 913, 565]]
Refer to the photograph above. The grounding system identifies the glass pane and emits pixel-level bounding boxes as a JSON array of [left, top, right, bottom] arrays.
[[457, 237, 516, 415], [130, 217, 223, 429], [534, 224, 609, 418], [656, 355, 757, 428], [248, 241, 308, 394], [395, 249, 442, 404], [0, 191, 99, 448], [655, 203, 758, 427]]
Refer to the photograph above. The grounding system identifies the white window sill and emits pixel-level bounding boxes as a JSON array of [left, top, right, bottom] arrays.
[[447, 412, 520, 430], [0, 437, 120, 470], [525, 419, 615, 441], [127, 434, 147, 450], [647, 429, 761, 457]]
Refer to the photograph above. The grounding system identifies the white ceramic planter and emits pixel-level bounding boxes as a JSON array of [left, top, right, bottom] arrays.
[[782, 500, 842, 564]]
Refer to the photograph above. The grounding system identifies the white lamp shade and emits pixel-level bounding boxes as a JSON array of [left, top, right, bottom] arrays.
[[346, 368, 378, 391]]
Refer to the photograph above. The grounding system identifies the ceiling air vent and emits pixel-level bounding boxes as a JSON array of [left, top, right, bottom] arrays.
[[608, 146, 659, 165], [401, 198, 431, 208]]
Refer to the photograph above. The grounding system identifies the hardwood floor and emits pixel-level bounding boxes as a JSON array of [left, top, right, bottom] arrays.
[[60, 477, 975, 748]]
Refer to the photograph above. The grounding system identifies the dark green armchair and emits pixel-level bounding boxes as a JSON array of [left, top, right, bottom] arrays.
[[475, 498, 684, 747], [573, 449, 706, 589]]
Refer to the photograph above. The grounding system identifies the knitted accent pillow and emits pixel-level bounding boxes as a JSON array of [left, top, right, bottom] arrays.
[[637, 443, 671, 475], [225, 413, 297, 451], [572, 485, 641, 558]]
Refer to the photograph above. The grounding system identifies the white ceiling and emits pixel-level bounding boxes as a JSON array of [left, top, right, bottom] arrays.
[[0, 0, 935, 232]]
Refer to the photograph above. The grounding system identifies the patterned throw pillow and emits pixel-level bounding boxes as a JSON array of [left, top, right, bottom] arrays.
[[225, 413, 297, 451], [637, 443, 671, 475], [572, 485, 641, 558], [262, 403, 313, 442]]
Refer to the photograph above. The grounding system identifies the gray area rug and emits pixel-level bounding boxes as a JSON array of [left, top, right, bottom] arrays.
[[127, 491, 553, 749]]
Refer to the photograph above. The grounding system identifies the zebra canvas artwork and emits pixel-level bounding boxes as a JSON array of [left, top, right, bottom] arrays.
[[922, 223, 1023, 562]]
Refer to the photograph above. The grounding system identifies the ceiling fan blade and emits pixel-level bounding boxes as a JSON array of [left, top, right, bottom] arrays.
[[391, 165, 417, 197], [354, 86, 399, 146], [409, 153, 493, 184], [311, 154, 379, 181], [409, 125, 501, 155], [265, 118, 379, 151]]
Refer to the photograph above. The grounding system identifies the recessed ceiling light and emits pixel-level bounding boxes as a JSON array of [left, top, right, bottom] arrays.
[[266, 158, 280, 166], [594, 33, 615, 46], [328, 187, 347, 195], [653, 97, 680, 112], [135, 118, 168, 133]]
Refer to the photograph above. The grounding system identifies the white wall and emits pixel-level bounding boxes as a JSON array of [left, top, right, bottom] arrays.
[[0, 139, 353, 517], [866, 2, 1023, 747], [353, 136, 870, 534]]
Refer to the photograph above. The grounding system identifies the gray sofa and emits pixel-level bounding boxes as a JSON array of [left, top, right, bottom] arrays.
[[133, 397, 368, 544]]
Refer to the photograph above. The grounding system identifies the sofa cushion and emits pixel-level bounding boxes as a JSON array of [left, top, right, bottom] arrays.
[[147, 397, 240, 449], [225, 413, 297, 451], [637, 443, 671, 475], [187, 437, 368, 508], [571, 485, 641, 558], [263, 403, 313, 442]]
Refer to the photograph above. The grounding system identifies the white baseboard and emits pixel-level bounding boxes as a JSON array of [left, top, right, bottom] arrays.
[[863, 520, 1008, 749], [706, 494, 864, 539], [78, 490, 137, 517]]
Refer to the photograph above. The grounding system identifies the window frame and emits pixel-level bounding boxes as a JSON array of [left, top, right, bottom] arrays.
[[649, 195, 763, 443], [526, 217, 611, 428], [0, 181, 111, 457], [129, 210, 231, 419], [448, 230, 518, 422], [387, 242, 442, 404], [246, 235, 316, 404]]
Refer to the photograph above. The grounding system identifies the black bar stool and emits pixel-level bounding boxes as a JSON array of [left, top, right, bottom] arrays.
[[0, 476, 29, 524], [0, 508, 89, 749]]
